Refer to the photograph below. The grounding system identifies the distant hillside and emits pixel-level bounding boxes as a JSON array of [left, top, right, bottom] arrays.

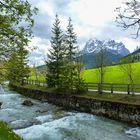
[[121, 48, 140, 62], [81, 39, 130, 69], [37, 65, 46, 71], [82, 51, 123, 69]]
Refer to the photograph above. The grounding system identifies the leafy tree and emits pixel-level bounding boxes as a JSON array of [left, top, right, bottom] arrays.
[[46, 15, 65, 89], [65, 18, 77, 91], [0, 0, 37, 59], [119, 57, 135, 94], [94, 44, 108, 94], [7, 46, 30, 85], [74, 48, 86, 93], [116, 0, 140, 38], [0, 60, 7, 82]]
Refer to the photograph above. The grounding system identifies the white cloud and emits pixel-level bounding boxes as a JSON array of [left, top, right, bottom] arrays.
[[28, 0, 140, 65], [34, 0, 55, 17], [69, 0, 124, 27], [28, 37, 51, 51], [27, 37, 51, 65]]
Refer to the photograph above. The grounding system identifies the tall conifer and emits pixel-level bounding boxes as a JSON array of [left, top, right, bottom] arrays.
[[65, 18, 77, 91], [46, 15, 65, 89]]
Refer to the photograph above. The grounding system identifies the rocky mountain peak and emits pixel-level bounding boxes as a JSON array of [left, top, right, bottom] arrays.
[[82, 39, 130, 56]]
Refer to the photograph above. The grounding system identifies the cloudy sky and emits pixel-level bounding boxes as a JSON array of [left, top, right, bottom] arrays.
[[28, 0, 140, 66]]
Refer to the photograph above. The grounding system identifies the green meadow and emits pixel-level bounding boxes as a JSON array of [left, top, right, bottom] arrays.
[[82, 62, 140, 84], [29, 62, 140, 84], [28, 75, 46, 81]]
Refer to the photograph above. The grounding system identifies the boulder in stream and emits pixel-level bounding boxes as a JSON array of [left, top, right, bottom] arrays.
[[22, 100, 34, 106], [0, 102, 2, 108]]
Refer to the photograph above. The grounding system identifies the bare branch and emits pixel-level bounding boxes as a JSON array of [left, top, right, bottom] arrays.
[[116, 0, 140, 38], [0, 1, 9, 8]]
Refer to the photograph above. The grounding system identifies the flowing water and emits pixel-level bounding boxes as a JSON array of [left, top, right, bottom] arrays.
[[0, 87, 140, 140]]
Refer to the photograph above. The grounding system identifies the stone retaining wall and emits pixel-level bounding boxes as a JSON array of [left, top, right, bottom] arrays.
[[12, 85, 140, 125]]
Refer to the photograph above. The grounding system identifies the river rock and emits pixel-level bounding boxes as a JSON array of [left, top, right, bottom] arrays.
[[10, 119, 41, 129], [22, 100, 34, 106], [0, 102, 2, 108], [36, 109, 48, 113]]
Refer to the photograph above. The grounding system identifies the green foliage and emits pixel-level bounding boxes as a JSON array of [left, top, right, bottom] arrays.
[[95, 46, 109, 85], [119, 57, 134, 85], [7, 46, 30, 85], [74, 49, 86, 94], [46, 14, 65, 88], [0, 60, 7, 81], [0, 121, 23, 140], [65, 18, 77, 60], [46, 15, 85, 93], [65, 18, 78, 91], [0, 0, 38, 59]]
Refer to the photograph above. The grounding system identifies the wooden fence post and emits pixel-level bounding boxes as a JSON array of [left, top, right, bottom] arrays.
[[98, 83, 101, 93], [35, 80, 37, 85], [110, 83, 113, 94], [38, 81, 40, 86], [86, 83, 88, 92], [127, 84, 130, 95]]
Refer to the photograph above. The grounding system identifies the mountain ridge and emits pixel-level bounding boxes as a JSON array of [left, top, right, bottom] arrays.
[[81, 39, 130, 68], [36, 39, 131, 70], [82, 38, 130, 56]]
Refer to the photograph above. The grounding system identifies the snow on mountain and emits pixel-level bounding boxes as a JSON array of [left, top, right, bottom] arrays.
[[82, 39, 130, 56]]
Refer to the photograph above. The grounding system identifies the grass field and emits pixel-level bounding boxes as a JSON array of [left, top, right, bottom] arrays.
[[29, 62, 140, 84], [28, 75, 46, 81], [82, 62, 140, 84]]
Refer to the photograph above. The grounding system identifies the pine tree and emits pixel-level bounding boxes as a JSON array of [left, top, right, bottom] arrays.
[[65, 18, 77, 91], [46, 14, 65, 89], [7, 46, 29, 85]]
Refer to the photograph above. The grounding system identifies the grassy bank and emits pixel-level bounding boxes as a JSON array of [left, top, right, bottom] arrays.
[[15, 84, 140, 105], [0, 121, 22, 140], [81, 92, 140, 105]]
